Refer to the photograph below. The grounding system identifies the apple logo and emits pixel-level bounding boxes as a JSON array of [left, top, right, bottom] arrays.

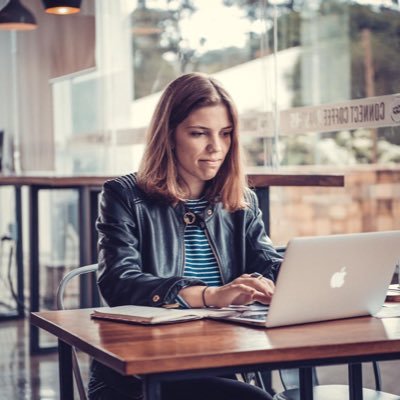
[[330, 267, 347, 288]]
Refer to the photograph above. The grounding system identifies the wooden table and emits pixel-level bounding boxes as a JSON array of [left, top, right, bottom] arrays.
[[0, 173, 344, 354], [31, 309, 400, 400]]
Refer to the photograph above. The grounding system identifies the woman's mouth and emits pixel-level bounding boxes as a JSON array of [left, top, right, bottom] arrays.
[[200, 159, 221, 164]]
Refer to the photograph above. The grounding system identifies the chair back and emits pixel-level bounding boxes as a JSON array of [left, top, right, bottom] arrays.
[[56, 264, 99, 400]]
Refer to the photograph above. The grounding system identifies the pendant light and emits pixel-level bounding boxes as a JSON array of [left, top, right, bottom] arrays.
[[0, 0, 37, 31], [42, 0, 81, 15]]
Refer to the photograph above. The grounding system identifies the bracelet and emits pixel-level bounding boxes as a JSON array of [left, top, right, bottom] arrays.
[[201, 286, 209, 308]]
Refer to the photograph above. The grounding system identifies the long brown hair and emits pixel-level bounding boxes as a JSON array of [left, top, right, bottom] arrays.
[[136, 72, 248, 211]]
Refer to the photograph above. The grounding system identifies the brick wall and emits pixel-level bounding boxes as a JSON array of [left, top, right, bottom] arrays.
[[269, 166, 400, 245]]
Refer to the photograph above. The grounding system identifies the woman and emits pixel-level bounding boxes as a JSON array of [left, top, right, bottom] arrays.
[[88, 73, 283, 400]]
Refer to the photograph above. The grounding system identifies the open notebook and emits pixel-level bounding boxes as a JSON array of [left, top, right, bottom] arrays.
[[91, 303, 268, 325]]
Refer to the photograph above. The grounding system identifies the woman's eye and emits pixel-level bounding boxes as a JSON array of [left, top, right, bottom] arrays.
[[222, 131, 232, 137], [190, 131, 206, 137]]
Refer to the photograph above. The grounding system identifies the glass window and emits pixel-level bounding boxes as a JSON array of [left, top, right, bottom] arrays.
[[1, 0, 399, 248]]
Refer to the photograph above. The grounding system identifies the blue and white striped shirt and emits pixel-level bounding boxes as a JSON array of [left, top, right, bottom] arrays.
[[183, 198, 222, 287]]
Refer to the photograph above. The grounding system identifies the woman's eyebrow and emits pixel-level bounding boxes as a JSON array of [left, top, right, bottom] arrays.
[[186, 125, 209, 129], [186, 125, 233, 130]]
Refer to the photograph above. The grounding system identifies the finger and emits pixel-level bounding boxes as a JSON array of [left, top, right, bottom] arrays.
[[230, 284, 261, 304], [230, 283, 257, 294], [231, 286, 271, 306], [252, 285, 274, 303], [253, 292, 273, 305], [231, 293, 256, 305], [256, 278, 275, 294], [248, 288, 273, 304], [263, 279, 275, 295], [213, 283, 257, 307], [230, 284, 269, 302], [239, 277, 274, 296]]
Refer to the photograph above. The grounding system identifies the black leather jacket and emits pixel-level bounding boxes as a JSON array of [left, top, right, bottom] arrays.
[[96, 174, 283, 307]]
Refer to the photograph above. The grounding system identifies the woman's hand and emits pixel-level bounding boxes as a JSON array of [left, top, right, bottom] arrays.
[[178, 274, 274, 308], [204, 274, 275, 308]]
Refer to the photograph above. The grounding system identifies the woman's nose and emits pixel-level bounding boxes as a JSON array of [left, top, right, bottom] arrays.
[[207, 135, 222, 152]]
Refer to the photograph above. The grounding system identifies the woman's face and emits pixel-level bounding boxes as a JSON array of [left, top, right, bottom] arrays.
[[174, 104, 232, 199]]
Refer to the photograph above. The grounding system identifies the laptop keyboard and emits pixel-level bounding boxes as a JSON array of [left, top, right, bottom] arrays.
[[233, 305, 270, 321], [239, 313, 267, 321]]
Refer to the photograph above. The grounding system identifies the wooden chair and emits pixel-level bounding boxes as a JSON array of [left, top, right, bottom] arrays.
[[269, 362, 400, 400]]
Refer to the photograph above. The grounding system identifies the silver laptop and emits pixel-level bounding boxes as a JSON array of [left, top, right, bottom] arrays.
[[224, 230, 400, 328]]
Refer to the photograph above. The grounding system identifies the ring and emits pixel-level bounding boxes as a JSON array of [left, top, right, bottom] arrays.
[[250, 272, 263, 279]]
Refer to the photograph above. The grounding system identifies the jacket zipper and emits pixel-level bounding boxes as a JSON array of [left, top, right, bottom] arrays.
[[181, 224, 186, 276], [203, 223, 225, 285]]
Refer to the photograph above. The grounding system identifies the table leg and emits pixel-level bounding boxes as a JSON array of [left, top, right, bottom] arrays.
[[299, 367, 313, 400], [58, 339, 74, 400], [29, 186, 57, 353], [29, 186, 40, 354], [349, 363, 363, 400], [0, 185, 24, 320], [15, 186, 25, 317], [143, 375, 162, 400]]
